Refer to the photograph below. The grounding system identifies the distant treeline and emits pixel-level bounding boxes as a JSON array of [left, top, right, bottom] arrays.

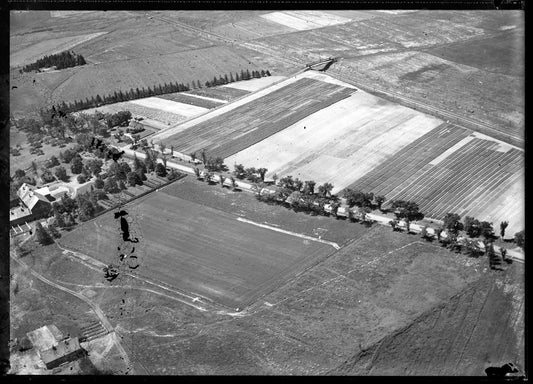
[[22, 50, 86, 72], [41, 68, 271, 122]]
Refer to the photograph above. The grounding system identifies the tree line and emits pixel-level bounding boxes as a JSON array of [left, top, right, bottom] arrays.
[[21, 50, 86, 73], [41, 68, 271, 118]]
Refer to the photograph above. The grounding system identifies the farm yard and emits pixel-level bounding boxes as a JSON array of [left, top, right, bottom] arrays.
[[226, 86, 443, 193], [59, 185, 335, 310], [349, 125, 524, 236], [163, 76, 355, 159]]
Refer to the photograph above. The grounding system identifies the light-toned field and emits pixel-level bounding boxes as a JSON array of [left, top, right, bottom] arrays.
[[10, 32, 107, 68], [78, 100, 187, 126], [212, 16, 297, 40], [260, 11, 352, 31], [226, 89, 442, 193], [129, 97, 209, 118], [222, 75, 286, 92]]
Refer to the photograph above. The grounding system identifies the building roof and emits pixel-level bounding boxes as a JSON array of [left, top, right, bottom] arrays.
[[17, 183, 52, 210], [26, 324, 64, 352], [40, 337, 82, 365]]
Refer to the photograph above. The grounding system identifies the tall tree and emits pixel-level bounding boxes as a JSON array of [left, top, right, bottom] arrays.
[[500, 221, 509, 238], [35, 222, 53, 245], [443, 213, 463, 235]]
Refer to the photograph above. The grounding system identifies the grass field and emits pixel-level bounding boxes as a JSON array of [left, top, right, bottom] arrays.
[[164, 76, 354, 159], [222, 75, 286, 92], [226, 87, 442, 193], [59, 186, 335, 309], [349, 125, 524, 236], [129, 97, 209, 118]]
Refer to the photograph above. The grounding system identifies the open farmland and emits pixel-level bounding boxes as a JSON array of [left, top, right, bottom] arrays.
[[186, 86, 250, 102], [226, 86, 443, 193], [59, 185, 335, 309], [164, 76, 354, 159], [212, 15, 297, 40], [349, 125, 524, 236], [158, 92, 225, 109], [260, 11, 352, 31]]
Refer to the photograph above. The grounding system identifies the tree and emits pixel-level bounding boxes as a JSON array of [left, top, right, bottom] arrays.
[[391, 200, 424, 223], [104, 177, 119, 193], [127, 171, 141, 187], [234, 164, 245, 179], [54, 212, 66, 228], [35, 222, 53, 245], [443, 213, 463, 235], [257, 168, 268, 182], [70, 156, 84, 174], [479, 221, 495, 241], [86, 159, 103, 176], [389, 219, 398, 231], [200, 149, 207, 165], [205, 157, 228, 172], [194, 167, 201, 179], [48, 224, 61, 239], [155, 163, 167, 177], [375, 195, 386, 211], [77, 174, 87, 184], [318, 182, 334, 198], [94, 176, 104, 189], [230, 176, 237, 190], [435, 227, 443, 242], [219, 175, 225, 187], [167, 170, 181, 181], [500, 221, 509, 238], [189, 152, 197, 162], [464, 216, 481, 238], [303, 180, 316, 195], [48, 155, 60, 168], [14, 169, 26, 179], [144, 152, 156, 172], [41, 169, 55, 183], [54, 166, 69, 182], [420, 226, 429, 240], [514, 230, 524, 250]]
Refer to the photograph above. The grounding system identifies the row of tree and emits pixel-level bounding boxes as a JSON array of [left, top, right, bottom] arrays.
[[22, 50, 86, 73], [41, 68, 271, 117]]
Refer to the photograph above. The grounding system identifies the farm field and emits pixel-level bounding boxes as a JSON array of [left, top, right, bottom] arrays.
[[212, 15, 297, 40], [338, 50, 524, 141], [186, 86, 250, 102], [260, 11, 352, 31], [158, 92, 225, 109], [128, 97, 209, 118], [222, 75, 286, 92], [163, 76, 354, 159], [59, 187, 335, 309], [226, 87, 443, 194], [349, 125, 524, 236]]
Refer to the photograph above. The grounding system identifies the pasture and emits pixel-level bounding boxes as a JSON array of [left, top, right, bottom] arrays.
[[186, 86, 250, 102], [226, 87, 443, 193], [260, 11, 352, 31], [59, 187, 335, 309], [349, 125, 524, 236], [163, 76, 354, 159]]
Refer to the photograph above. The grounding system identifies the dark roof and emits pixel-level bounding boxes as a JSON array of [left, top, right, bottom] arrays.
[[40, 337, 82, 364]]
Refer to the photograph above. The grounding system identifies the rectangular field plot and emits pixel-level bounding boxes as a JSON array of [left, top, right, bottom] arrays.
[[166, 77, 354, 159], [158, 92, 225, 109], [212, 16, 297, 40], [226, 89, 443, 194], [349, 125, 524, 235], [129, 97, 209, 118], [186, 86, 250, 102], [59, 190, 334, 309]]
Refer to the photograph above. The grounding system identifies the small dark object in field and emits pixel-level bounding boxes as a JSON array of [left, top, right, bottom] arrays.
[[485, 363, 519, 377]]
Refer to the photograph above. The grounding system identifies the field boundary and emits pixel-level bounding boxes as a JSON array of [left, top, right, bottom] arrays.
[[236, 217, 341, 250]]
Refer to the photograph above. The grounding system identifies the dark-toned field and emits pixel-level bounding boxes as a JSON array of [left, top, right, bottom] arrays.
[[59, 183, 335, 309], [348, 123, 524, 236], [166, 77, 354, 159]]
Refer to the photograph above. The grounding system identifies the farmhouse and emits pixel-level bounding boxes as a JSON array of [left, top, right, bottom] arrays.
[[10, 183, 53, 226]]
